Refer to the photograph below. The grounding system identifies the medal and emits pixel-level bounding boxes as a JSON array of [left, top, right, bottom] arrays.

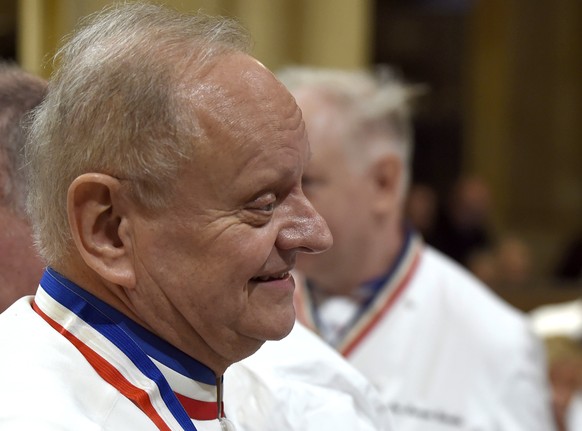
[[219, 417, 236, 431]]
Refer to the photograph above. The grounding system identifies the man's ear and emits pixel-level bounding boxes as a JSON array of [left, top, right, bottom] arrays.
[[369, 154, 403, 216], [67, 173, 136, 289]]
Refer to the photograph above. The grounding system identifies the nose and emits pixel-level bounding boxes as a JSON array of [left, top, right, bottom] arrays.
[[276, 193, 333, 254]]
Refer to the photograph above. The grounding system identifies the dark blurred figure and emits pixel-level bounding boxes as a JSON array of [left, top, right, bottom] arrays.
[[465, 247, 499, 287], [430, 175, 494, 267], [465, 233, 534, 289], [496, 234, 534, 287], [553, 232, 582, 284], [405, 182, 438, 239], [0, 62, 46, 312]]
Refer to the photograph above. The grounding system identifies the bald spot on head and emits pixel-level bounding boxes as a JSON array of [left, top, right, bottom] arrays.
[[188, 53, 305, 161]]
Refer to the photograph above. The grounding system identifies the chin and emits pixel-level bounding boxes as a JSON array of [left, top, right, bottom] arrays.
[[227, 318, 295, 366], [271, 316, 296, 341], [256, 309, 296, 342]]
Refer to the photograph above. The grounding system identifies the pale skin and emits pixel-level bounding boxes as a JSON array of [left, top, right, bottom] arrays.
[[0, 208, 44, 312], [56, 53, 332, 376], [294, 88, 406, 297]]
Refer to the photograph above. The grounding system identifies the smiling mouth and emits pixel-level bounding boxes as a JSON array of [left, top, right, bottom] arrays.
[[251, 272, 290, 282]]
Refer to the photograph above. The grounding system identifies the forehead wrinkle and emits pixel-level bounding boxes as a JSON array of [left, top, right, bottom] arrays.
[[178, 54, 307, 192], [212, 87, 300, 140], [196, 54, 300, 135], [197, 86, 304, 159]]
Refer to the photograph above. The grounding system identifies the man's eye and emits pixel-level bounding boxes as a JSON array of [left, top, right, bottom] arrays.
[[258, 202, 275, 212], [248, 193, 277, 213]]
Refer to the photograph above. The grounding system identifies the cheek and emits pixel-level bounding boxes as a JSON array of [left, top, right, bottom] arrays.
[[197, 226, 280, 288], [316, 190, 357, 234], [136, 219, 280, 307]]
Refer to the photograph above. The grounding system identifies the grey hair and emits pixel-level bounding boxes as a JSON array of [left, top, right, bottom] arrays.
[[277, 66, 423, 190], [25, 2, 251, 264], [0, 62, 47, 215]]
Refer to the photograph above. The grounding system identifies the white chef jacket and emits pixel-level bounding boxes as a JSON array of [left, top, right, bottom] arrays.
[[295, 231, 556, 431], [0, 269, 232, 431], [225, 321, 394, 431]]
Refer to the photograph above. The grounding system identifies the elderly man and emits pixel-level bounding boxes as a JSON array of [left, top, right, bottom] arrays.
[[280, 67, 557, 431], [0, 63, 46, 312], [0, 4, 336, 430]]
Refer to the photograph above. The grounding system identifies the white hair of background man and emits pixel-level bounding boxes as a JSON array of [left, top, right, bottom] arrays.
[[278, 66, 424, 195]]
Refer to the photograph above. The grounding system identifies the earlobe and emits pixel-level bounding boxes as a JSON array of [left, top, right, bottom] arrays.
[[371, 155, 402, 215], [67, 174, 136, 289]]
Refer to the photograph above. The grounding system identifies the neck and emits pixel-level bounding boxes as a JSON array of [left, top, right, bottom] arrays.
[[50, 261, 237, 377], [310, 224, 406, 299]]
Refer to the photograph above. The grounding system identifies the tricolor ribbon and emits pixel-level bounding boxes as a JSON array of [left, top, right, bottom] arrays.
[[33, 270, 200, 431], [296, 230, 423, 357]]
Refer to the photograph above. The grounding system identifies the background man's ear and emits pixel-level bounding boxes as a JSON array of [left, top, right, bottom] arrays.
[[370, 154, 403, 215], [67, 173, 136, 288]]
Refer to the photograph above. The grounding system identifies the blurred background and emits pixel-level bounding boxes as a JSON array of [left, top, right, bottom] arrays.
[[1, 0, 580, 311]]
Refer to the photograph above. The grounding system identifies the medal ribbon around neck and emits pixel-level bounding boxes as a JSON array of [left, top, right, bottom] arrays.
[[33, 273, 199, 431], [297, 231, 423, 357]]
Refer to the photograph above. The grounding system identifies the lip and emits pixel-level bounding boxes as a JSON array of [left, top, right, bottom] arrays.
[[249, 272, 295, 290], [250, 271, 290, 282]]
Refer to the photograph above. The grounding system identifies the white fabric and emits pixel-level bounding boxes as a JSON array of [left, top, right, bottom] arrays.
[[297, 245, 556, 431], [0, 296, 224, 431], [530, 298, 582, 340], [318, 296, 361, 345], [566, 390, 582, 431], [1, 293, 394, 431], [225, 321, 394, 431]]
